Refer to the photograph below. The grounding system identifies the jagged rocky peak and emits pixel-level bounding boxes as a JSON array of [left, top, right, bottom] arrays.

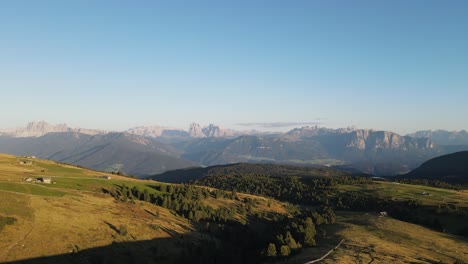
[[28, 120, 68, 130], [202, 123, 238, 138], [285, 126, 331, 136], [125, 125, 185, 138], [283, 126, 356, 140], [346, 129, 434, 150], [1, 121, 105, 138], [126, 126, 165, 137], [407, 130, 468, 145], [11, 121, 71, 137], [188, 122, 206, 138]]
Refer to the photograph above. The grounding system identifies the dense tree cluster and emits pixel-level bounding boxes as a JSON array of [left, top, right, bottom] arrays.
[[333, 191, 468, 235], [192, 171, 468, 239], [101, 181, 340, 263], [193, 173, 373, 206], [262, 206, 335, 259], [394, 178, 465, 190], [106, 183, 241, 224]]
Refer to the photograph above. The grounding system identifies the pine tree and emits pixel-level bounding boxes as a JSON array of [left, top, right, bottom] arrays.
[[303, 217, 316, 246], [280, 245, 291, 257], [266, 243, 277, 257], [285, 231, 300, 250], [188, 211, 194, 220], [143, 189, 150, 202]]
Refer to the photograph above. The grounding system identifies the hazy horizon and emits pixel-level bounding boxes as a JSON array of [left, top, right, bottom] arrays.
[[1, 119, 467, 135], [1, 1, 467, 134]]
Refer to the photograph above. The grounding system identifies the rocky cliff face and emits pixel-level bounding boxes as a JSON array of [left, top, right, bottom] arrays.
[[126, 126, 187, 138], [282, 126, 357, 141], [202, 124, 239, 138], [186, 123, 240, 138], [188, 123, 206, 138], [346, 130, 434, 150], [18, 121, 70, 137]]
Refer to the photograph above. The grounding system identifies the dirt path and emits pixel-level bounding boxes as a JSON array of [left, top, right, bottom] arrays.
[[304, 239, 345, 264], [1, 195, 36, 261]]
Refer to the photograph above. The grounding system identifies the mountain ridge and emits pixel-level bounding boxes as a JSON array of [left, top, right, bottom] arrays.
[[0, 131, 197, 176], [2, 121, 468, 176], [174, 128, 445, 175], [2, 121, 106, 138], [408, 130, 468, 145], [402, 151, 468, 184]]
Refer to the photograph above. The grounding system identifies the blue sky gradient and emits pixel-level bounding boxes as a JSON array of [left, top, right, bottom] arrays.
[[1, 0, 467, 133]]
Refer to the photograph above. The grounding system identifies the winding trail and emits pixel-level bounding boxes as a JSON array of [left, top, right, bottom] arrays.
[[304, 239, 345, 264]]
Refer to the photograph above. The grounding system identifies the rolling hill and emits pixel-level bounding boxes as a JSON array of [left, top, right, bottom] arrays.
[[402, 151, 468, 184]]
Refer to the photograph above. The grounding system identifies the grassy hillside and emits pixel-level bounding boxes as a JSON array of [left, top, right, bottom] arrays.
[[1, 153, 467, 263], [403, 151, 468, 185], [0, 153, 294, 263], [338, 181, 468, 207], [288, 211, 468, 264]]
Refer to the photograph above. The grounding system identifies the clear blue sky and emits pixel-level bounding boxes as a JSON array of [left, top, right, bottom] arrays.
[[1, 0, 467, 134]]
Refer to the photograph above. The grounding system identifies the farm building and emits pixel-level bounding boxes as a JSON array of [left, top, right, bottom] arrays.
[[40, 177, 52, 184]]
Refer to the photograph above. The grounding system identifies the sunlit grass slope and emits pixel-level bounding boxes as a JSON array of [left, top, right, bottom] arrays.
[[0, 153, 289, 263]]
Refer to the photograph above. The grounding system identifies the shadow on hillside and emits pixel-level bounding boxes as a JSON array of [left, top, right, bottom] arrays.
[[4, 225, 260, 264], [4, 231, 229, 264], [103, 221, 119, 234], [4, 237, 166, 264]]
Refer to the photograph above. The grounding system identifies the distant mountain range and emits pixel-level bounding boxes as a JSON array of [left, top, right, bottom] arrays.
[[172, 127, 460, 175], [407, 130, 468, 145], [0, 131, 197, 176], [1, 121, 467, 177], [1, 121, 256, 140], [126, 122, 260, 143], [1, 121, 106, 137], [402, 151, 468, 185]]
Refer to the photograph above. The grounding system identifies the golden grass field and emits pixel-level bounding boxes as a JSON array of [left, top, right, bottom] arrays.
[[286, 211, 468, 264], [339, 181, 468, 208], [0, 153, 289, 263], [329, 212, 468, 263]]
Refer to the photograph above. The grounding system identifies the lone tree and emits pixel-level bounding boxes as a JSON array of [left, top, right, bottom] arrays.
[[285, 231, 301, 250], [119, 225, 128, 236], [304, 217, 317, 246], [280, 245, 291, 257], [266, 243, 277, 257]]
